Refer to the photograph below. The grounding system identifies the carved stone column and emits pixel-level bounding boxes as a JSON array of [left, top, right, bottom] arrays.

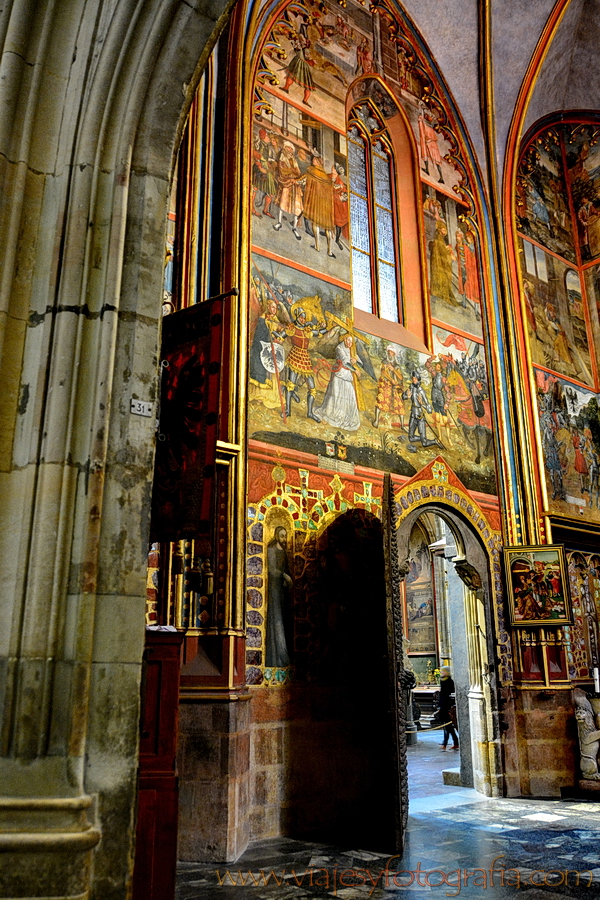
[[0, 1, 235, 897]]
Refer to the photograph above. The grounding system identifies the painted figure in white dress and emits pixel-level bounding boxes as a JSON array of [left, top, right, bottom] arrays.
[[315, 335, 361, 431]]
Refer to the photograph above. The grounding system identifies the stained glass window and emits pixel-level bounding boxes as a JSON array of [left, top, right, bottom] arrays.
[[347, 102, 401, 322]]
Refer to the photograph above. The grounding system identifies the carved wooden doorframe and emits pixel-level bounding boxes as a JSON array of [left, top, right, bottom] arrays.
[[382, 474, 409, 854]]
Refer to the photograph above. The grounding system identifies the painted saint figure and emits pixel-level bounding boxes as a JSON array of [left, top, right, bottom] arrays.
[[265, 526, 293, 668], [455, 230, 467, 300], [418, 107, 444, 183], [429, 220, 457, 307], [315, 335, 361, 431], [355, 37, 374, 76]]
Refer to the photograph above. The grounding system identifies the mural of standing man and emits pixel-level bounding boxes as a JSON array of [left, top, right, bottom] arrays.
[[282, 306, 327, 421], [266, 526, 293, 667], [403, 371, 442, 452]]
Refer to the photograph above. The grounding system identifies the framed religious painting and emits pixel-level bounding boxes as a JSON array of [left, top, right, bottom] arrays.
[[504, 544, 572, 627]]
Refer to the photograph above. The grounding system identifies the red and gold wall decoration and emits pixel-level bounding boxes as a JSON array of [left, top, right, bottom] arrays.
[[246, 447, 385, 684]]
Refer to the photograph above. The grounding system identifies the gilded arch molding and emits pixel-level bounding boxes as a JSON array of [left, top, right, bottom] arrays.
[[392, 459, 511, 685]]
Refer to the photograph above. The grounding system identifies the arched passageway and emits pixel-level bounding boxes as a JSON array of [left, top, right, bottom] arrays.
[[396, 502, 502, 799]]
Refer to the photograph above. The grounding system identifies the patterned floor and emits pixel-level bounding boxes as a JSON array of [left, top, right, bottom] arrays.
[[176, 731, 600, 900]]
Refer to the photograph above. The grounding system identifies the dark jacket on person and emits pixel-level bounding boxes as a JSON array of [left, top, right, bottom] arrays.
[[439, 675, 455, 716]]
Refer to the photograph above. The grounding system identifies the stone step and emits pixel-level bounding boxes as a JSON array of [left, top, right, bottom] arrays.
[[442, 767, 461, 786]]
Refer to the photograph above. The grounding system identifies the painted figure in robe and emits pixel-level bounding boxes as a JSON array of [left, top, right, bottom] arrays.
[[463, 232, 481, 317], [429, 220, 457, 307], [544, 302, 575, 373], [265, 526, 293, 667], [315, 335, 361, 431], [331, 164, 349, 250], [303, 155, 336, 257], [418, 107, 444, 183], [273, 141, 304, 238], [355, 37, 374, 76]]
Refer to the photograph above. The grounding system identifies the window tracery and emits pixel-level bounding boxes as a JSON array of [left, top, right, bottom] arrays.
[[348, 101, 401, 323]]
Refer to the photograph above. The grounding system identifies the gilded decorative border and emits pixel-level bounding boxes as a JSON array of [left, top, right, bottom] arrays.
[[246, 463, 382, 686], [392, 469, 511, 684]]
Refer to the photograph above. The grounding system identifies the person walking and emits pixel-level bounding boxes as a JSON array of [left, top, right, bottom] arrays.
[[439, 665, 459, 751]]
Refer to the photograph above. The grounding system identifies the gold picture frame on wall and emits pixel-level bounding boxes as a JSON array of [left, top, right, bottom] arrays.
[[504, 544, 572, 627]]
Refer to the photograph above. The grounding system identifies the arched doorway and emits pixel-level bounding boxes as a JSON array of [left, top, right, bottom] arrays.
[[396, 500, 503, 799]]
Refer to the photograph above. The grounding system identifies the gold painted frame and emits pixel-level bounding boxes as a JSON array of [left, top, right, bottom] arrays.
[[503, 543, 571, 627]]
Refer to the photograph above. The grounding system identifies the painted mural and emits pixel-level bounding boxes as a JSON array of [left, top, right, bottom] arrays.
[[516, 135, 575, 264], [247, 0, 497, 680], [249, 252, 495, 492], [520, 238, 594, 387], [566, 550, 600, 680], [535, 368, 600, 520], [565, 127, 600, 263], [423, 185, 482, 338], [518, 123, 600, 523], [584, 262, 600, 346], [405, 524, 436, 657], [245, 458, 385, 684]]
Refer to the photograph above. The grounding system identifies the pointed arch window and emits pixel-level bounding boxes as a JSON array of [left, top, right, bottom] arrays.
[[347, 101, 401, 323]]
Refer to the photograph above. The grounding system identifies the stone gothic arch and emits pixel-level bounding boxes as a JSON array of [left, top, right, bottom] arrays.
[[0, 2, 237, 897], [393, 477, 505, 798]]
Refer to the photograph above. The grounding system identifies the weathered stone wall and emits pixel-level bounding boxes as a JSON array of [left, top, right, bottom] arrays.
[[502, 690, 578, 798], [248, 685, 395, 852], [178, 700, 251, 863]]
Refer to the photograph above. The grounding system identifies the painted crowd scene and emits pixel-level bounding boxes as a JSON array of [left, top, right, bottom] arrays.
[[249, 252, 494, 493], [517, 124, 600, 521], [248, 0, 494, 499]]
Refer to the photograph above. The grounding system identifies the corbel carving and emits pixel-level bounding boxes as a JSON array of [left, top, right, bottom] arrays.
[[453, 558, 482, 589]]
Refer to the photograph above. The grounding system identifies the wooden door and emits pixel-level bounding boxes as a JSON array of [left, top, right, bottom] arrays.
[[132, 630, 184, 900]]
